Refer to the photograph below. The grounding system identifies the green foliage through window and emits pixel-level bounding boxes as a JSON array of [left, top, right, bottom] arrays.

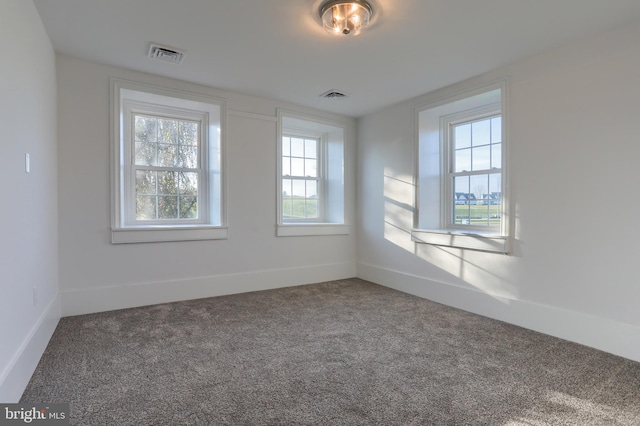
[[133, 114, 199, 221]]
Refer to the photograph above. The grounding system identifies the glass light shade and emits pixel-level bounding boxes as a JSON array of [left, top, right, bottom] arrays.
[[320, 1, 372, 36]]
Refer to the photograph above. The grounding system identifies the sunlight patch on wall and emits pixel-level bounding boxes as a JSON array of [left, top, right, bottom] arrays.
[[383, 170, 415, 253], [416, 243, 519, 300], [382, 166, 518, 302]]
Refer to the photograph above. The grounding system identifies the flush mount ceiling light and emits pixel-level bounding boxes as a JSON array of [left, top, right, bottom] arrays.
[[319, 0, 373, 36]]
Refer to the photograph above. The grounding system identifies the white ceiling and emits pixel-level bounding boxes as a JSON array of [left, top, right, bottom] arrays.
[[33, 0, 640, 118]]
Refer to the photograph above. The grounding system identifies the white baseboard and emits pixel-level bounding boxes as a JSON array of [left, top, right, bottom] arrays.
[[357, 262, 640, 363], [62, 262, 356, 317], [0, 294, 61, 403]]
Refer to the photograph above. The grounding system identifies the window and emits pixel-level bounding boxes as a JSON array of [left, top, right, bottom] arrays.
[[447, 112, 502, 230], [281, 135, 321, 221], [412, 81, 509, 253], [111, 79, 227, 243], [131, 113, 202, 223], [277, 110, 349, 237]]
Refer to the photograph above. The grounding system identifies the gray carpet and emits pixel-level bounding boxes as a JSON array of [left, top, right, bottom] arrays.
[[21, 278, 640, 425]]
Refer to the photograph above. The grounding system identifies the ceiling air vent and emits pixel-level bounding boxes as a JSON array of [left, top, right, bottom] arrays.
[[320, 90, 348, 99], [147, 43, 185, 64]]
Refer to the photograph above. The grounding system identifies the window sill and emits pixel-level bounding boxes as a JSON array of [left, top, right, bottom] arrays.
[[277, 224, 350, 237], [411, 228, 508, 254], [111, 226, 228, 244]]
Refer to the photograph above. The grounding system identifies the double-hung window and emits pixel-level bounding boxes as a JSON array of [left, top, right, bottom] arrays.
[[281, 134, 321, 221], [412, 81, 509, 253], [277, 110, 349, 237], [130, 111, 204, 224], [111, 79, 227, 243], [445, 111, 502, 231]]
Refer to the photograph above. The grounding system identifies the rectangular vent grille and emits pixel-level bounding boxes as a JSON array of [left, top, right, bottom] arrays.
[[148, 44, 185, 64]]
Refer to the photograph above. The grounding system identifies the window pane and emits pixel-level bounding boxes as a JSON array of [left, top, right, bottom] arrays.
[[136, 196, 156, 220], [306, 180, 318, 198], [470, 174, 488, 204], [488, 173, 502, 225], [454, 204, 470, 225], [292, 180, 306, 198], [157, 119, 177, 144], [158, 196, 178, 219], [491, 143, 502, 169], [306, 197, 318, 218], [453, 176, 469, 225], [472, 119, 491, 146], [179, 196, 198, 219], [178, 172, 198, 195], [305, 159, 317, 177], [289, 180, 307, 219], [489, 172, 501, 195], [282, 179, 293, 218], [473, 205, 490, 226], [135, 142, 157, 166], [282, 157, 291, 176], [305, 139, 317, 159], [135, 170, 156, 195], [454, 175, 470, 224], [179, 146, 198, 168], [179, 122, 198, 146], [135, 116, 157, 142], [291, 158, 304, 176], [455, 124, 471, 149], [491, 116, 502, 143], [454, 148, 471, 172], [282, 179, 292, 197], [282, 137, 291, 156], [472, 145, 491, 171], [489, 204, 500, 225], [291, 137, 304, 157], [158, 144, 178, 167], [454, 175, 469, 194], [157, 171, 178, 195]]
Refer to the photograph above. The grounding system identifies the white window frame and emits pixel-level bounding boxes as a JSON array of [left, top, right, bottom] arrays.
[[442, 106, 502, 233], [123, 103, 209, 226], [111, 78, 227, 244], [276, 110, 349, 237], [281, 131, 325, 223], [412, 80, 509, 254]]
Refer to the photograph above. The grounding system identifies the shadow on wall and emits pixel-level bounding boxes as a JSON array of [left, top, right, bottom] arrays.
[[382, 169, 519, 304]]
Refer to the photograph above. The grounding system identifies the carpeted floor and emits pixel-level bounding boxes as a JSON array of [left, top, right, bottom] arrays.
[[21, 278, 640, 425]]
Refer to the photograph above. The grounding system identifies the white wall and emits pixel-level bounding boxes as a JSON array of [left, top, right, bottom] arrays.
[[57, 55, 357, 317], [0, 1, 60, 402], [357, 20, 640, 362]]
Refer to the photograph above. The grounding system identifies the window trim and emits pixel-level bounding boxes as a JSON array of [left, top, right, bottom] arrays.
[[110, 78, 228, 244], [411, 79, 509, 254], [276, 109, 349, 237]]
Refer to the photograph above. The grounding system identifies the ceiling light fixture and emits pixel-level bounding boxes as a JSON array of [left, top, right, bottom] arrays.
[[319, 0, 373, 36]]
